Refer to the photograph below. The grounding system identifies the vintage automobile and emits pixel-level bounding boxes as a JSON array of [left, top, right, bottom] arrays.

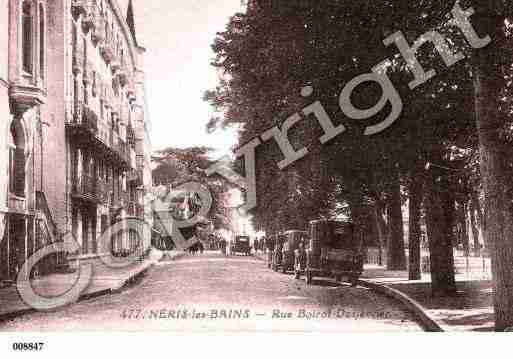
[[230, 235, 251, 256], [281, 230, 308, 274], [271, 233, 287, 271], [296, 219, 364, 286]]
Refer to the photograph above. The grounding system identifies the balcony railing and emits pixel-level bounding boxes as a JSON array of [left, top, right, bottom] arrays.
[[73, 100, 84, 123], [111, 59, 121, 73], [100, 28, 116, 64], [127, 202, 144, 218], [72, 174, 100, 203], [71, 0, 88, 20], [117, 66, 129, 87], [128, 169, 143, 186], [82, 1, 99, 33], [69, 102, 98, 134], [112, 141, 130, 165], [96, 179, 109, 203], [126, 84, 136, 101], [92, 17, 105, 45]]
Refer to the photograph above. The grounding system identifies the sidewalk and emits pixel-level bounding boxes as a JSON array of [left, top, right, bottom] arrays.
[[159, 250, 188, 262], [255, 252, 493, 331], [361, 265, 494, 332], [0, 249, 164, 321]]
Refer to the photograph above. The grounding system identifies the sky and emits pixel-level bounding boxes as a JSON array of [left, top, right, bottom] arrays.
[[125, 0, 243, 156]]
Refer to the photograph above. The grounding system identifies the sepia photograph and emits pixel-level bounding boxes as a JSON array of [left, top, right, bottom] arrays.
[[0, 0, 512, 355]]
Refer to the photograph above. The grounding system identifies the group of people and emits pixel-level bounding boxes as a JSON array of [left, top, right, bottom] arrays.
[[187, 241, 205, 255], [215, 237, 268, 256], [252, 238, 267, 254]]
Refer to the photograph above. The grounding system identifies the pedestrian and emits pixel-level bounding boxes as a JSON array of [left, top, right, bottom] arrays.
[[254, 239, 259, 255]]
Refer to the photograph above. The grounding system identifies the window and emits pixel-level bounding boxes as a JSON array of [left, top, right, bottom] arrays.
[[71, 148, 78, 187], [39, 4, 45, 79], [22, 1, 33, 74], [82, 212, 89, 254], [9, 120, 26, 197]]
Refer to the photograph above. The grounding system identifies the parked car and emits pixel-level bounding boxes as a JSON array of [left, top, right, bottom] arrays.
[[230, 235, 251, 256], [296, 219, 363, 286]]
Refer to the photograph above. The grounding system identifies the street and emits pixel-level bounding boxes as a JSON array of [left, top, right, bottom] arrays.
[[0, 252, 422, 332]]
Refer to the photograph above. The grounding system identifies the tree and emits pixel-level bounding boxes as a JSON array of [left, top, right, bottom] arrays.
[[206, 0, 490, 297], [470, 0, 513, 330], [152, 146, 233, 232], [408, 165, 424, 280]]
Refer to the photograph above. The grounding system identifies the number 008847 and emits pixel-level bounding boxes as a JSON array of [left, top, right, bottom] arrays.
[[12, 342, 44, 351]]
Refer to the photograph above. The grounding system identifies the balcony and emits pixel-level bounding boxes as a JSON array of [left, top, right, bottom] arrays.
[[100, 30, 116, 64], [91, 17, 105, 45], [111, 59, 121, 74], [96, 179, 109, 203], [117, 67, 129, 87], [67, 102, 98, 137], [71, 175, 101, 204], [9, 83, 46, 116], [72, 45, 84, 75], [81, 2, 99, 33], [109, 191, 129, 215], [7, 194, 27, 214], [126, 84, 136, 101], [127, 202, 144, 218], [71, 0, 88, 20], [128, 169, 143, 186], [66, 107, 131, 169], [113, 140, 130, 166]]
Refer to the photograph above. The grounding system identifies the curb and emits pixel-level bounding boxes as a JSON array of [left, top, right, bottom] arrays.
[[358, 279, 444, 332], [0, 261, 157, 324], [159, 252, 188, 262]]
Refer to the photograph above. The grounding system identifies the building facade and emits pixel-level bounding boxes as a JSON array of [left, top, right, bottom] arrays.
[[0, 0, 152, 283]]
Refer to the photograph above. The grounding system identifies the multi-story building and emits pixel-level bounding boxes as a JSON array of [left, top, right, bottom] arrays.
[[0, 0, 152, 283]]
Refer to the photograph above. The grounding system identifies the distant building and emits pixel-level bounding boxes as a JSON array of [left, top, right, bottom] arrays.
[[0, 0, 152, 282]]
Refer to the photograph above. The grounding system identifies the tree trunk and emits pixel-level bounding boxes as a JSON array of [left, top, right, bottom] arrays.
[[424, 172, 457, 296], [387, 175, 406, 271], [348, 183, 366, 255], [469, 199, 481, 256], [471, 191, 486, 248], [373, 202, 386, 266], [459, 202, 470, 257], [473, 16, 513, 330], [408, 175, 423, 280]]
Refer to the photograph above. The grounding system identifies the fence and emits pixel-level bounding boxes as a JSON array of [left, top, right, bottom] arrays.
[[365, 246, 492, 278]]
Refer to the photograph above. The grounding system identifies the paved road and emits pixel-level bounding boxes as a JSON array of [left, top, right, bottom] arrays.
[[0, 252, 422, 332]]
